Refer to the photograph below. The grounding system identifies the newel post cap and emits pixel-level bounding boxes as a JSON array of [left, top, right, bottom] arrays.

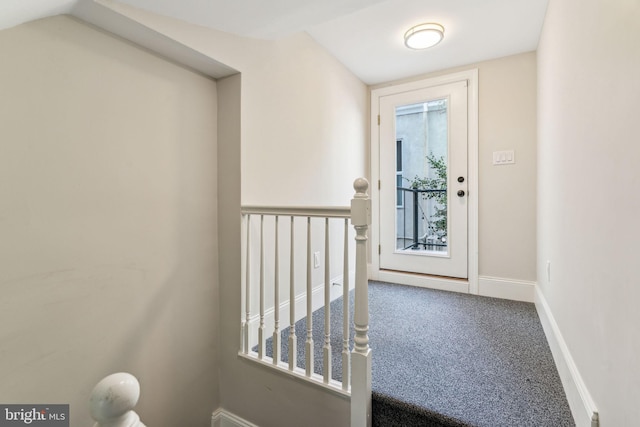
[[351, 178, 371, 226], [89, 372, 141, 423], [353, 177, 369, 197]]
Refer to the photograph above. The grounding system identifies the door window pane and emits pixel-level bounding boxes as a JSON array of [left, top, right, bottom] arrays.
[[395, 99, 448, 254]]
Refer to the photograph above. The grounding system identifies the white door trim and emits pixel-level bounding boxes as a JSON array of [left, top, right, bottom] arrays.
[[370, 69, 479, 294]]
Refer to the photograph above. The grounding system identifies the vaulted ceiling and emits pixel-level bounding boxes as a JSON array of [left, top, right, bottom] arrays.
[[1, 0, 548, 84]]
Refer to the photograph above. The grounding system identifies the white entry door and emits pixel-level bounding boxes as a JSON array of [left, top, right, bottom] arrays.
[[379, 80, 468, 278]]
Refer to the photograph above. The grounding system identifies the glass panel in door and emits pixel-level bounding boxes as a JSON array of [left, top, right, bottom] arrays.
[[395, 99, 449, 255]]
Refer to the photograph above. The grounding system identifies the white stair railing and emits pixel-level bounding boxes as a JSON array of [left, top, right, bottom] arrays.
[[240, 178, 371, 426], [90, 372, 146, 427]]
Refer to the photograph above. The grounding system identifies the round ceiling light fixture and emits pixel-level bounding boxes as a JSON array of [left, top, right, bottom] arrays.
[[404, 23, 445, 50]]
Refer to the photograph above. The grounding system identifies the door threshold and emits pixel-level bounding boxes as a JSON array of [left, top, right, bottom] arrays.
[[380, 268, 468, 282], [375, 269, 470, 294]]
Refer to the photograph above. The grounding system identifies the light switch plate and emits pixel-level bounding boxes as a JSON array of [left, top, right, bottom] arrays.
[[493, 150, 515, 165]]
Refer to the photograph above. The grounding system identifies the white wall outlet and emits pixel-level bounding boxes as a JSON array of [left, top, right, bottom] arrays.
[[313, 251, 320, 269]]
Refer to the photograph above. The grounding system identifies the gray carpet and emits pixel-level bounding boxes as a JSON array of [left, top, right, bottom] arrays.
[[261, 281, 575, 427]]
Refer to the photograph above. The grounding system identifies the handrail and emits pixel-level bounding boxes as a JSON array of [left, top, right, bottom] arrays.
[[241, 205, 350, 218]]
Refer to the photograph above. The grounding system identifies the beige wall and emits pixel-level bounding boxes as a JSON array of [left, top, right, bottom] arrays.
[[217, 73, 351, 426], [537, 0, 640, 424], [211, 30, 364, 427], [98, 2, 370, 207], [371, 52, 538, 282], [0, 16, 219, 426], [87, 4, 369, 427], [477, 53, 537, 281], [237, 31, 369, 207]]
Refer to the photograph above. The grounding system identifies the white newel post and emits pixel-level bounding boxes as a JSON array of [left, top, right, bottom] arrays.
[[90, 372, 146, 427], [350, 178, 372, 427]]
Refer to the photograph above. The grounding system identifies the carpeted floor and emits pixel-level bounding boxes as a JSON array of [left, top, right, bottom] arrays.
[[262, 281, 575, 427]]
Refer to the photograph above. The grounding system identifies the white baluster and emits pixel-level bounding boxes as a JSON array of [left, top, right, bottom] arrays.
[[350, 178, 372, 427], [258, 215, 265, 359], [342, 217, 350, 391], [288, 216, 297, 371], [305, 216, 314, 377], [323, 217, 332, 384], [273, 216, 280, 365], [90, 373, 146, 427], [243, 214, 251, 354]]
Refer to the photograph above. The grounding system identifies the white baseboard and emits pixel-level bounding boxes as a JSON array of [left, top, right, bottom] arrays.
[[478, 276, 535, 302], [212, 409, 259, 427], [535, 287, 599, 427], [371, 270, 536, 303]]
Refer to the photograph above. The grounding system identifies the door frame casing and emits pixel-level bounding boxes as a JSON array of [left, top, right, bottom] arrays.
[[370, 69, 479, 294]]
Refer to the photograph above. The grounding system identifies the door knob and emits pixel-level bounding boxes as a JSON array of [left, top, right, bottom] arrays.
[[457, 190, 465, 197]]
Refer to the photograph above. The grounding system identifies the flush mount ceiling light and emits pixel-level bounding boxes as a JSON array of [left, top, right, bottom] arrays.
[[404, 23, 445, 50]]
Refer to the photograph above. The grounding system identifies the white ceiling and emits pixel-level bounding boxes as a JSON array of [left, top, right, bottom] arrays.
[[306, 0, 548, 84], [1, 0, 548, 85]]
